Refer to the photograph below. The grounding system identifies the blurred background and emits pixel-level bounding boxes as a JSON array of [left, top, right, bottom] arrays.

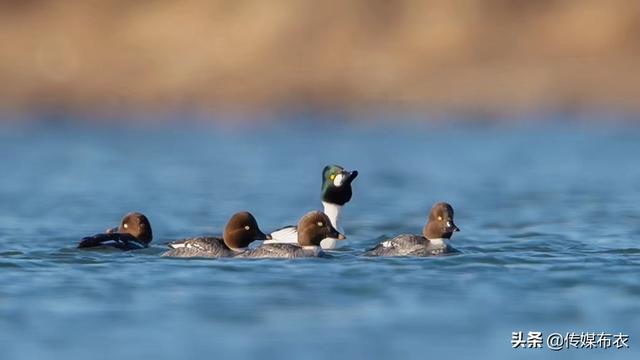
[[1, 2, 640, 360], [1, 0, 639, 119]]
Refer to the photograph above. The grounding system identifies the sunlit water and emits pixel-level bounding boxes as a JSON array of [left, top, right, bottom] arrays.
[[0, 119, 638, 359]]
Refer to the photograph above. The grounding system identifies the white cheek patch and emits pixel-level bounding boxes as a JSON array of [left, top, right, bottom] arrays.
[[382, 240, 393, 248], [446, 221, 451, 228], [333, 174, 344, 187]]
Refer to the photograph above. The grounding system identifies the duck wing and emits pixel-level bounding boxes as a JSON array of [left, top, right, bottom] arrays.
[[239, 243, 305, 259], [364, 234, 427, 256], [78, 233, 145, 251], [162, 236, 233, 258]]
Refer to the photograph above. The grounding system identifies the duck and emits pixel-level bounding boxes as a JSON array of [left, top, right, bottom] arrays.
[[265, 165, 357, 249], [78, 212, 152, 250], [161, 211, 270, 258], [364, 202, 460, 257], [238, 211, 344, 259]]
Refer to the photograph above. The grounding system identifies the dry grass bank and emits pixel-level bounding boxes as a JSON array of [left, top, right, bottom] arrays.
[[0, 0, 639, 117]]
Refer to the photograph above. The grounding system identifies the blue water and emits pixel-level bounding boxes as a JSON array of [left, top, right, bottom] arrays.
[[0, 119, 639, 359]]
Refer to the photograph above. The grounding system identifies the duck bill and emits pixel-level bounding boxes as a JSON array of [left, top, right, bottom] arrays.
[[452, 223, 460, 232], [256, 229, 271, 241], [330, 230, 346, 240], [344, 170, 358, 185]]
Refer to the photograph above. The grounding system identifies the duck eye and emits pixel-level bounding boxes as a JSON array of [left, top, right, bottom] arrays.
[[317, 222, 324, 227], [437, 216, 442, 221], [123, 223, 128, 229], [330, 174, 335, 180], [244, 225, 250, 230]]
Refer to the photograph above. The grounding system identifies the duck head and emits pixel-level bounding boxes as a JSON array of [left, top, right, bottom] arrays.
[[321, 165, 358, 206], [223, 211, 271, 249], [423, 202, 460, 240], [297, 211, 345, 247], [111, 212, 153, 245]]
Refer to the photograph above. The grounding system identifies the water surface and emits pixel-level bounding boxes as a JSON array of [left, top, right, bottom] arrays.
[[0, 119, 638, 359]]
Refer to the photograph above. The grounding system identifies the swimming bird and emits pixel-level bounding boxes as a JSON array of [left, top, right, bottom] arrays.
[[162, 211, 270, 258], [364, 202, 460, 257], [266, 165, 357, 249], [78, 212, 152, 250], [239, 211, 344, 259]]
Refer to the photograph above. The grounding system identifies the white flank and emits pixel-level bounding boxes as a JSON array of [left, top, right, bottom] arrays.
[[319, 237, 337, 249], [266, 226, 298, 244]]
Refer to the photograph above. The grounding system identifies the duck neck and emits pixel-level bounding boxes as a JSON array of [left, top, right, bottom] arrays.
[[322, 201, 344, 233], [302, 245, 322, 256], [426, 238, 446, 247]]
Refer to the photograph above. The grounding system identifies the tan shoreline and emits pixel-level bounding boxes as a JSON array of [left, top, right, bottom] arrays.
[[1, 0, 639, 116]]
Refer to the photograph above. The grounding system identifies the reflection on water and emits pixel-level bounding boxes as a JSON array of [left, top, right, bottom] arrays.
[[0, 120, 639, 359]]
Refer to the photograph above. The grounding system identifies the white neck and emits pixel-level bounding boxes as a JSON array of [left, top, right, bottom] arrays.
[[230, 247, 248, 252], [426, 238, 447, 247], [302, 245, 322, 256], [322, 201, 344, 233]]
